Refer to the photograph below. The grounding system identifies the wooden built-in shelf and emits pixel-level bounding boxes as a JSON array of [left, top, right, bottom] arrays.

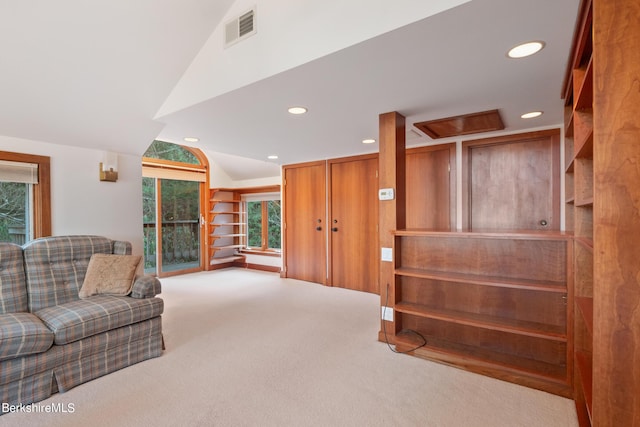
[[209, 255, 245, 265], [210, 244, 244, 251], [576, 297, 594, 336], [208, 188, 246, 270], [395, 267, 567, 293], [566, 160, 574, 173], [395, 228, 571, 240], [574, 57, 593, 111], [395, 302, 566, 341], [210, 233, 245, 238], [574, 128, 593, 159], [575, 197, 593, 207], [575, 351, 594, 422], [391, 229, 571, 397], [394, 333, 569, 390], [574, 237, 594, 252], [210, 211, 243, 215]]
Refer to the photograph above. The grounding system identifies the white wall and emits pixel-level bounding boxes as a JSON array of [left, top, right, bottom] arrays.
[[0, 135, 144, 255], [157, 0, 471, 118]]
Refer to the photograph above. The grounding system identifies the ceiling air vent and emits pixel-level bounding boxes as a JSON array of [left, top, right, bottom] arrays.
[[225, 8, 257, 48]]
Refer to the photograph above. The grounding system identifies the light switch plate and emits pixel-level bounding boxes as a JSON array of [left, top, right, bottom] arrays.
[[381, 247, 393, 262]]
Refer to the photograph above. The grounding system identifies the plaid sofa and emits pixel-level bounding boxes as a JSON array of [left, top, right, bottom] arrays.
[[0, 236, 163, 412]]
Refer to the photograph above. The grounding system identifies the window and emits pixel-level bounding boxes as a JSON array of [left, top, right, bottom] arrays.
[[142, 141, 208, 276], [243, 193, 281, 252], [0, 152, 51, 244]]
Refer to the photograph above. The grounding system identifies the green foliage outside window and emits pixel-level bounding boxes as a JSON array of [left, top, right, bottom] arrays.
[[267, 200, 281, 250], [144, 140, 199, 164], [246, 199, 281, 250], [247, 201, 262, 247], [0, 182, 28, 244]]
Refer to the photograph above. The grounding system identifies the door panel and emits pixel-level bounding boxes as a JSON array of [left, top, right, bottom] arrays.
[[465, 131, 560, 230], [159, 179, 201, 275], [329, 156, 378, 293], [283, 162, 327, 284], [406, 145, 455, 230]]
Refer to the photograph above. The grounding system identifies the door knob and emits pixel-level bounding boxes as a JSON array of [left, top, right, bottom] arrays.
[[331, 227, 338, 232], [316, 226, 322, 231]]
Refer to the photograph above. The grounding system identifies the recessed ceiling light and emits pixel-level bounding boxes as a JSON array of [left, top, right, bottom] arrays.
[[183, 137, 199, 143], [507, 41, 545, 58], [267, 155, 278, 160], [521, 111, 543, 119], [287, 106, 308, 115], [362, 139, 376, 144]]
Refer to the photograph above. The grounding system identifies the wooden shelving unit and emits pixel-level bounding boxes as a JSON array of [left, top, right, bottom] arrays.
[[208, 189, 246, 269], [391, 230, 572, 397], [563, 0, 593, 424]]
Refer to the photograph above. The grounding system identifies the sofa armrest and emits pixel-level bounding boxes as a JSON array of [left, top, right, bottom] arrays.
[[130, 275, 161, 298]]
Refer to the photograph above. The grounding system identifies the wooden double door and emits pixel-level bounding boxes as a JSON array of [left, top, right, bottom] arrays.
[[283, 155, 379, 293]]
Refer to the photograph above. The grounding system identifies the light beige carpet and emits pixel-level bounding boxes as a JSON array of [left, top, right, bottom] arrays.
[[1, 269, 578, 427]]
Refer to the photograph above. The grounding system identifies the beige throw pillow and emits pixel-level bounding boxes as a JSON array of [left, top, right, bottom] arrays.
[[79, 254, 142, 298]]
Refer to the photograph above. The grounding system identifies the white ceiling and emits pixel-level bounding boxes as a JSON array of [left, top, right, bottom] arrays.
[[0, 0, 580, 181]]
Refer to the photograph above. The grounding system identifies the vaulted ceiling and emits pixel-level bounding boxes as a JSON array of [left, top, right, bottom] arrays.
[[0, 0, 580, 180]]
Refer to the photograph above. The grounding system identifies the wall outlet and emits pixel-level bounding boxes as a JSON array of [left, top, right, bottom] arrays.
[[381, 247, 393, 262], [381, 306, 394, 322]]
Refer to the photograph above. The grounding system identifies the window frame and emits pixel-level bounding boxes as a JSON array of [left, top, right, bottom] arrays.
[[0, 151, 51, 239], [237, 185, 281, 255]]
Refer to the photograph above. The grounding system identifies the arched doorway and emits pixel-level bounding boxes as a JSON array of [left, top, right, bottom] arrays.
[[142, 141, 209, 277]]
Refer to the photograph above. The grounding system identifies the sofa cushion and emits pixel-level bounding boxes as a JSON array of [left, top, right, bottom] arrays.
[[0, 242, 28, 314], [23, 235, 114, 312], [0, 313, 54, 361], [35, 295, 164, 345], [79, 254, 142, 298]]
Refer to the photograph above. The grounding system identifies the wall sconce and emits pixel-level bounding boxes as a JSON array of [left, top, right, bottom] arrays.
[[99, 152, 118, 182]]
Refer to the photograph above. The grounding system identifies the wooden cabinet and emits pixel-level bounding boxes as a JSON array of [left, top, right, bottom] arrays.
[[208, 188, 246, 269], [283, 155, 379, 293], [563, 0, 593, 423], [391, 230, 572, 397]]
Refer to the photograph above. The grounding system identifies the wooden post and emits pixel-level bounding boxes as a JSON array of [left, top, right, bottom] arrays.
[[378, 112, 406, 343], [593, 0, 640, 424]]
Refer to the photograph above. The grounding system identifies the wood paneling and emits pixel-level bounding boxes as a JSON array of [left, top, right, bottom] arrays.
[[593, 0, 640, 424], [462, 130, 561, 231], [406, 144, 455, 230], [414, 110, 504, 139], [283, 161, 327, 284], [378, 112, 405, 343], [328, 155, 378, 293]]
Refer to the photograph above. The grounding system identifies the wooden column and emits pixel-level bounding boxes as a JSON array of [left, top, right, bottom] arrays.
[[377, 112, 405, 342], [593, 0, 640, 424]]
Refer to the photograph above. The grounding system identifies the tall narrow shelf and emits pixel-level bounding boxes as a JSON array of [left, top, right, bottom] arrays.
[[391, 230, 573, 397], [563, 0, 593, 424], [208, 188, 246, 269]]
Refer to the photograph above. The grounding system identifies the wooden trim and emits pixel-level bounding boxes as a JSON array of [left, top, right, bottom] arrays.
[[378, 111, 406, 341], [233, 185, 281, 194], [327, 153, 378, 164], [0, 151, 51, 238], [561, 0, 593, 100], [244, 263, 281, 273], [414, 109, 504, 139], [142, 157, 206, 171]]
